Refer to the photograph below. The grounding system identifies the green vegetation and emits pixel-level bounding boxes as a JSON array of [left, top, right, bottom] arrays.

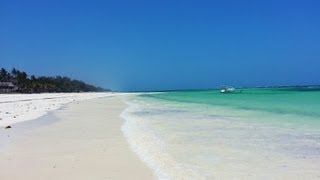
[[0, 68, 110, 93]]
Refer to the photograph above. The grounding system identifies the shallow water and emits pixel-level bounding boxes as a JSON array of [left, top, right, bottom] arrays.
[[121, 88, 320, 179]]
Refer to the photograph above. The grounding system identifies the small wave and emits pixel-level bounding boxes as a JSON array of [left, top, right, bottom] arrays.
[[120, 99, 203, 180], [120, 94, 320, 179]]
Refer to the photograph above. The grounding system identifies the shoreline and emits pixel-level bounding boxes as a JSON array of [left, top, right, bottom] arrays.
[[0, 95, 155, 179]]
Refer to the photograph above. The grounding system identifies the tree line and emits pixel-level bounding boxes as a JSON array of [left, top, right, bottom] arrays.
[[0, 68, 110, 93]]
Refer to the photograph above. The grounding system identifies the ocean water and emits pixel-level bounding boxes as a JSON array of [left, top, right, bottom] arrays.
[[121, 88, 320, 179]]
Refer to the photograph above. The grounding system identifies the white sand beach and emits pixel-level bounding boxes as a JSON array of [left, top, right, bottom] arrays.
[[0, 94, 155, 180], [0, 93, 115, 128]]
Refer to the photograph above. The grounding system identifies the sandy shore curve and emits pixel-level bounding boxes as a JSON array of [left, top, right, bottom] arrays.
[[0, 96, 155, 180]]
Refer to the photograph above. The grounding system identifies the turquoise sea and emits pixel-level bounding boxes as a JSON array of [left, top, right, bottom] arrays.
[[121, 88, 320, 179]]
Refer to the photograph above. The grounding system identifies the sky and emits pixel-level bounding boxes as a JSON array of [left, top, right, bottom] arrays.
[[1, 0, 320, 91]]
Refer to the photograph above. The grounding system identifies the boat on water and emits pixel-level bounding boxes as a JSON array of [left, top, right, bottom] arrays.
[[220, 86, 235, 93]]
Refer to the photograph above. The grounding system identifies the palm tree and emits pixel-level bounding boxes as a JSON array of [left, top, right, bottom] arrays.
[[0, 68, 9, 81], [0, 67, 109, 93], [11, 68, 18, 78]]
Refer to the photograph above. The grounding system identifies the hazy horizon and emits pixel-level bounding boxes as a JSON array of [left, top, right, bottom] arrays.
[[1, 0, 320, 91]]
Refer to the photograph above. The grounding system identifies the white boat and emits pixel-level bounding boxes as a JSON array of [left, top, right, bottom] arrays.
[[220, 86, 235, 93]]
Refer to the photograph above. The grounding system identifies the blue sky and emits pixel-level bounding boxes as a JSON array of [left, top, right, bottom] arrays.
[[1, 0, 319, 91]]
